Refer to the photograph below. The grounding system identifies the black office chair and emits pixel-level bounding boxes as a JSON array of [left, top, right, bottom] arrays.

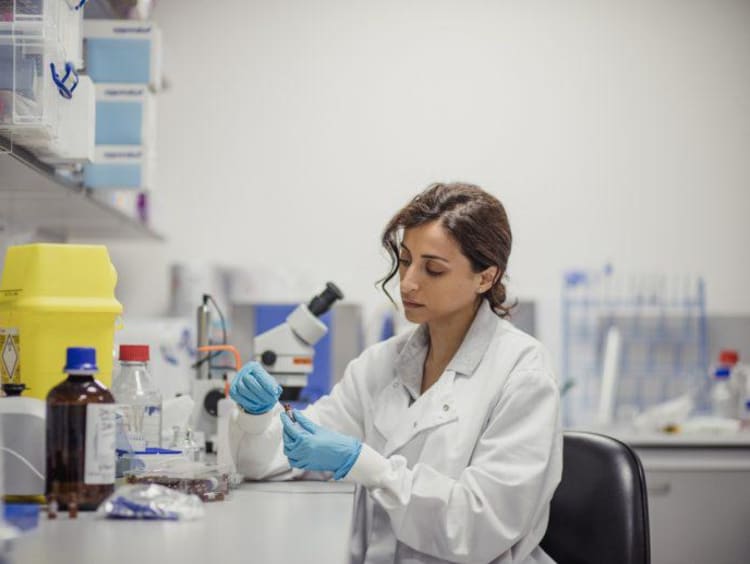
[[540, 431, 651, 564]]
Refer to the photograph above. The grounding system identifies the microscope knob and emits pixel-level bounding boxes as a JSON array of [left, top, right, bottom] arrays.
[[204, 388, 225, 417], [261, 350, 277, 367]]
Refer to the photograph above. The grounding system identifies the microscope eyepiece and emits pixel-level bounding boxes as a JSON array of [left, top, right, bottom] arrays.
[[307, 282, 344, 317]]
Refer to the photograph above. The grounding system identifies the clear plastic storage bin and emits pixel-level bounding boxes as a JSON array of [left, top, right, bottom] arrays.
[[0, 0, 84, 69], [32, 73, 94, 163], [0, 36, 70, 144]]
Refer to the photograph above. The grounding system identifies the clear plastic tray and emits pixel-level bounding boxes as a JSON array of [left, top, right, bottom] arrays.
[[0, 0, 83, 68], [123, 461, 238, 503], [0, 36, 69, 145]]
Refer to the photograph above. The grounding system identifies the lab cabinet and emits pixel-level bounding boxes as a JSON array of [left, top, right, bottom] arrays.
[[629, 440, 750, 564]]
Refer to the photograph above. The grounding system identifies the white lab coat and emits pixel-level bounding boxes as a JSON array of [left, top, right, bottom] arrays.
[[229, 300, 562, 564]]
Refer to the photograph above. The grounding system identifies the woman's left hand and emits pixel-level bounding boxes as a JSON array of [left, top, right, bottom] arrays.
[[280, 410, 362, 480]]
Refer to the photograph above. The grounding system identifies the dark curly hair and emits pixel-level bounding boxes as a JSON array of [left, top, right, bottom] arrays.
[[378, 182, 514, 318]]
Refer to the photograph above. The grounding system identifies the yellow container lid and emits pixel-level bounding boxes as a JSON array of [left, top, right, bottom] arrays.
[[0, 244, 122, 314]]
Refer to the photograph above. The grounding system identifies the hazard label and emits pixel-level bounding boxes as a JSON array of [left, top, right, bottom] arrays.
[[0, 328, 20, 384]]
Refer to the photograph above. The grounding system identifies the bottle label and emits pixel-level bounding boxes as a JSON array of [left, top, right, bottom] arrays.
[[84, 404, 116, 484], [0, 328, 20, 384]]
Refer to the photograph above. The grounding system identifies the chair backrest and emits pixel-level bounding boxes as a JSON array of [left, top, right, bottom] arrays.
[[540, 431, 650, 564]]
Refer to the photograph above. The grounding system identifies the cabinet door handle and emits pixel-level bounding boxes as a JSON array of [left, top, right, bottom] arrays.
[[647, 482, 671, 496]]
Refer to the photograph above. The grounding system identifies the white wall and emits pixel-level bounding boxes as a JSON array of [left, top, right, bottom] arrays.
[[103, 0, 750, 361]]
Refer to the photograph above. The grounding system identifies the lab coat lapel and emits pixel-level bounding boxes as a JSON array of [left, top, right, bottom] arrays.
[[373, 323, 428, 450], [375, 301, 497, 457], [382, 372, 459, 457]]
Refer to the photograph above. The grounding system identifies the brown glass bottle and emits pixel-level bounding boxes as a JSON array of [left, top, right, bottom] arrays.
[[46, 347, 116, 510]]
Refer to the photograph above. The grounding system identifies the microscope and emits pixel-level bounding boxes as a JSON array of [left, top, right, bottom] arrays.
[[190, 282, 344, 441], [253, 282, 343, 400]]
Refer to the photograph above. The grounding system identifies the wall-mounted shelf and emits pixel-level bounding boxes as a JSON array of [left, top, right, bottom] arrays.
[[0, 139, 162, 241]]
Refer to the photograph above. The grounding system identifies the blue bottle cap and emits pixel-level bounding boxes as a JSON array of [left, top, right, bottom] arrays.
[[64, 347, 99, 373], [714, 366, 731, 378]]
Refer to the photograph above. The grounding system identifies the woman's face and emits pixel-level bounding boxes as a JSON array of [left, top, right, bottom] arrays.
[[399, 220, 494, 325]]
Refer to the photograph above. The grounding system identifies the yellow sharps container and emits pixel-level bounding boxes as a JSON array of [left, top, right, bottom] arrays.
[[0, 244, 123, 399]]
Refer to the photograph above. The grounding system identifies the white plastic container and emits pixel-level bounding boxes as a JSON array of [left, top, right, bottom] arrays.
[[94, 83, 156, 149], [83, 145, 154, 189], [710, 366, 737, 419], [112, 344, 162, 449], [83, 20, 162, 89]]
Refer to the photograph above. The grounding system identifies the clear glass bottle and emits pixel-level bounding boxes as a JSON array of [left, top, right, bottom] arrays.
[[46, 347, 116, 510], [112, 345, 162, 449]]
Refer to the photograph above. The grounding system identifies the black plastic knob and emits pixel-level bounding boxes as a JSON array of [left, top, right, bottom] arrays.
[[203, 388, 225, 417], [261, 350, 277, 366]]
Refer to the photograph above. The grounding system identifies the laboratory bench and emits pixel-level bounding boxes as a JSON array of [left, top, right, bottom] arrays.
[[6, 481, 356, 564], [7, 435, 750, 564], [612, 431, 750, 564]]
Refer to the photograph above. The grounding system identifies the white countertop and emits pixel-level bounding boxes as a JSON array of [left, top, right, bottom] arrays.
[[6, 481, 356, 564]]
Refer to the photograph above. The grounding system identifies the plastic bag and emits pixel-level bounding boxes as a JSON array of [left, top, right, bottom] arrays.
[[124, 459, 236, 502], [97, 484, 204, 520]]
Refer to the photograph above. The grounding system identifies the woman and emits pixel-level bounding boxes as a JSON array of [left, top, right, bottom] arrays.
[[228, 182, 562, 563]]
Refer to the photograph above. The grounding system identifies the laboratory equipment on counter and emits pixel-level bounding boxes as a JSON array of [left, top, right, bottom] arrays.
[[46, 347, 116, 510], [112, 345, 162, 449], [195, 294, 212, 381], [190, 294, 230, 442], [0, 391, 45, 499], [194, 344, 237, 469], [254, 282, 343, 400], [561, 267, 708, 427], [714, 349, 749, 417], [231, 300, 363, 403], [0, 243, 122, 399], [597, 325, 622, 426]]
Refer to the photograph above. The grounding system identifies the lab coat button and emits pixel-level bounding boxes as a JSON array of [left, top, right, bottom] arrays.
[[443, 404, 450, 412], [413, 421, 417, 428]]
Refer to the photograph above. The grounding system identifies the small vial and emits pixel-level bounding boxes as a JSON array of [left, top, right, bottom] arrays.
[[284, 403, 296, 422], [68, 493, 79, 519], [47, 495, 58, 519]]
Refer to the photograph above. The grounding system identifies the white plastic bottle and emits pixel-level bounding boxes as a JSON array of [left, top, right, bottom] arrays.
[[112, 345, 163, 449], [710, 366, 737, 418]]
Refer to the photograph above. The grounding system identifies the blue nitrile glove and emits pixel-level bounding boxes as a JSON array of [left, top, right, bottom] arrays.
[[229, 361, 282, 414], [280, 410, 362, 480]]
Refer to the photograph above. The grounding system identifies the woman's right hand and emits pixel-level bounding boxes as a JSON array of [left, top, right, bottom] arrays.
[[229, 361, 282, 414]]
